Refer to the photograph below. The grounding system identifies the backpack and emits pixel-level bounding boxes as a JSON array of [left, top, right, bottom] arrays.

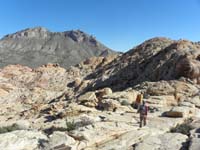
[[140, 105, 147, 115]]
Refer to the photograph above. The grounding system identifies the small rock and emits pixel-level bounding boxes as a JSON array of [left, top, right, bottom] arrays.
[[48, 131, 76, 148]]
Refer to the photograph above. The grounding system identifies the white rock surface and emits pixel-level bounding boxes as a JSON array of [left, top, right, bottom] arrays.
[[135, 133, 188, 150], [0, 130, 48, 150], [48, 131, 76, 149]]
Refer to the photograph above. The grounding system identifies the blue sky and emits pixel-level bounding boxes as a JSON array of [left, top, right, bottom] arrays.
[[0, 0, 200, 51]]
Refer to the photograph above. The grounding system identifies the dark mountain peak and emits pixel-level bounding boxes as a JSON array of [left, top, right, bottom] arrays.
[[64, 29, 96, 44], [68, 29, 85, 34], [0, 27, 115, 68], [2, 27, 100, 46]]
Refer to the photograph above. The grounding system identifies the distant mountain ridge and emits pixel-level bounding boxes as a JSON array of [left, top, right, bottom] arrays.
[[0, 27, 115, 68]]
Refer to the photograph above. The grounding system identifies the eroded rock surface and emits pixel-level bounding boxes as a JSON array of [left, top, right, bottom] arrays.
[[0, 37, 200, 150]]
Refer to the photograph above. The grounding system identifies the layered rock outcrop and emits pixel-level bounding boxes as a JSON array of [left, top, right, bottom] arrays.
[[84, 38, 200, 91]]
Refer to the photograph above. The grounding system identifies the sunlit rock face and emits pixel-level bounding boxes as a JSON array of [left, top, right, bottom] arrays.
[[83, 38, 200, 91]]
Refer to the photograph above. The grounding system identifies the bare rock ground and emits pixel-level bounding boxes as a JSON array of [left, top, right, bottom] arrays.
[[0, 37, 200, 150]]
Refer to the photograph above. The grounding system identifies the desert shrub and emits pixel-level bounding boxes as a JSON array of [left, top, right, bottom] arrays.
[[75, 117, 94, 128], [43, 118, 93, 135], [121, 100, 131, 106], [66, 117, 93, 131], [66, 120, 76, 131], [170, 118, 194, 136], [0, 123, 21, 134]]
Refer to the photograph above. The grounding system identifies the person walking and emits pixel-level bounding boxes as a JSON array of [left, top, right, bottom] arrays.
[[137, 101, 148, 128]]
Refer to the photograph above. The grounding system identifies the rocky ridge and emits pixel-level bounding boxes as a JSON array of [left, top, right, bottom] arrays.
[[84, 38, 200, 91]]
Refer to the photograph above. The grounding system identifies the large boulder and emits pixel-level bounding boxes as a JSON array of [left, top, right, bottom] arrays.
[[98, 99, 121, 111], [102, 91, 138, 104], [137, 80, 199, 99], [189, 138, 200, 150], [189, 128, 200, 150], [78, 92, 98, 107], [145, 81, 175, 96], [189, 96, 200, 108], [95, 87, 112, 99], [179, 101, 195, 108], [135, 133, 188, 150], [57, 103, 98, 118], [164, 106, 195, 118], [146, 95, 176, 108], [72, 78, 82, 88], [0, 130, 48, 150], [172, 81, 199, 101], [48, 131, 76, 149]]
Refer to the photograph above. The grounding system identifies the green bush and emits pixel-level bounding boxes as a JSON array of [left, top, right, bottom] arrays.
[[66, 118, 93, 131], [66, 120, 76, 131], [44, 119, 93, 135], [121, 100, 131, 106], [170, 118, 194, 136], [75, 117, 93, 128], [0, 124, 21, 134]]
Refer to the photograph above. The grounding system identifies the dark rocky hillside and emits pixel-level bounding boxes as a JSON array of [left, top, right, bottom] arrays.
[[84, 37, 200, 91], [0, 27, 115, 68]]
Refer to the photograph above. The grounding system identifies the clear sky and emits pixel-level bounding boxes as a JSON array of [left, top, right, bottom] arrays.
[[0, 0, 200, 52]]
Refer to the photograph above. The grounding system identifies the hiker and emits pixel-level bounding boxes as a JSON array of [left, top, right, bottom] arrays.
[[137, 101, 148, 128]]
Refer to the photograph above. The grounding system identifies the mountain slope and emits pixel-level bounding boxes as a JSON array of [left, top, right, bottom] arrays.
[[0, 27, 115, 68], [83, 37, 200, 91]]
